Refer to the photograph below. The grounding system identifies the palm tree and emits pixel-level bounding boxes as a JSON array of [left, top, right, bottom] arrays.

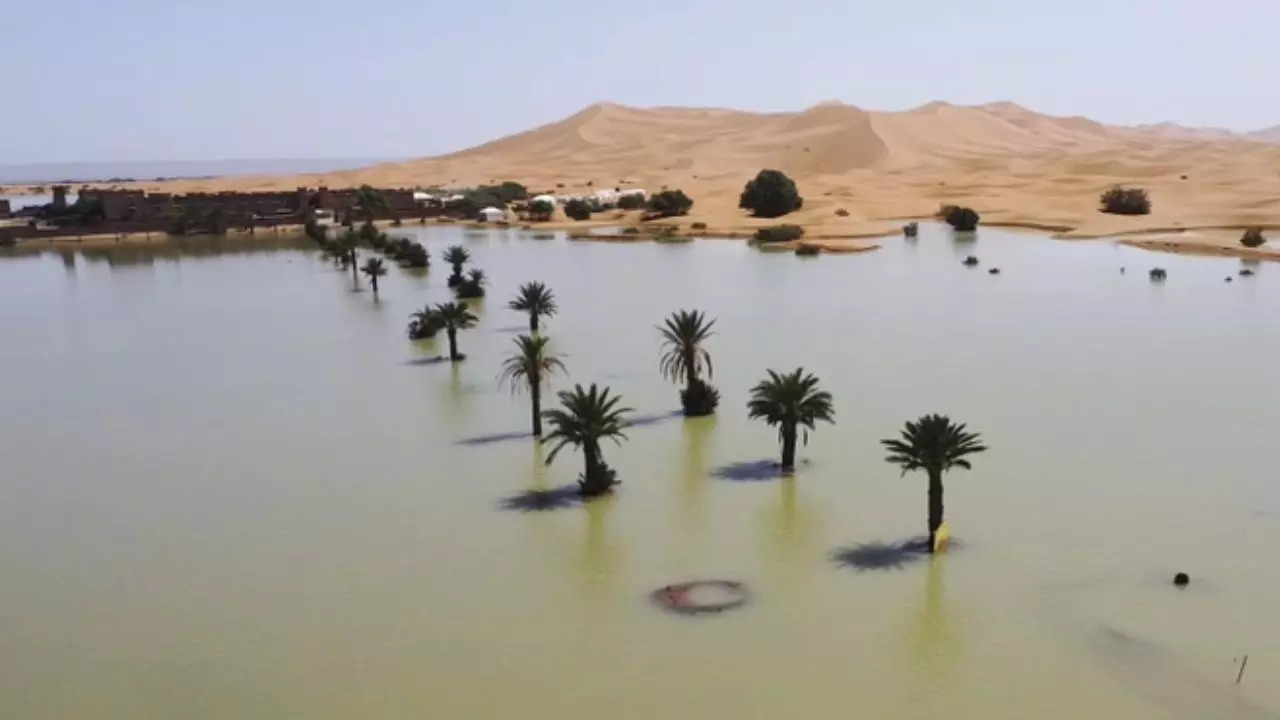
[[746, 368, 835, 473], [361, 257, 387, 298], [658, 309, 719, 417], [499, 334, 566, 437], [542, 384, 633, 497], [508, 281, 558, 334], [355, 185, 389, 223], [434, 301, 478, 361], [407, 305, 444, 340], [443, 245, 470, 287], [456, 267, 487, 299], [338, 228, 360, 285], [881, 414, 987, 553]]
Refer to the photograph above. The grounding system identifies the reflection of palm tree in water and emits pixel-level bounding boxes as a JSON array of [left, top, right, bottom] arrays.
[[676, 416, 715, 537], [762, 479, 820, 570], [906, 557, 960, 680], [578, 496, 622, 608]]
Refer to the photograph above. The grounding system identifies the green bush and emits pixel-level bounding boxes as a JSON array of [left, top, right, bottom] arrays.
[[617, 193, 647, 210], [359, 221, 379, 242], [945, 206, 980, 231], [647, 189, 694, 218], [691, 221, 707, 230], [1241, 227, 1266, 248], [564, 198, 592, 221], [753, 224, 805, 243], [400, 243, 429, 268], [795, 244, 821, 256], [739, 170, 803, 218], [1100, 187, 1151, 215]]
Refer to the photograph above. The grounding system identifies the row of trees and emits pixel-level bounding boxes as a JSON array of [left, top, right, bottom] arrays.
[[419, 277, 985, 551]]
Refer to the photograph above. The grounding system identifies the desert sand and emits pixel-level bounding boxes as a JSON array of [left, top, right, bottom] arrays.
[[28, 100, 1280, 256]]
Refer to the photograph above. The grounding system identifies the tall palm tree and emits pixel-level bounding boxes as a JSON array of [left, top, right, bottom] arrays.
[[361, 257, 387, 298], [542, 384, 633, 497], [434, 301, 478, 361], [355, 185, 389, 223], [881, 414, 986, 553], [746, 368, 835, 473], [443, 245, 470, 287], [499, 334, 566, 437], [338, 228, 360, 285], [508, 281, 558, 334], [658, 309, 719, 417]]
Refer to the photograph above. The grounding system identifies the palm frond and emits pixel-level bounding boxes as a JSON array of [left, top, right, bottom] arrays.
[[881, 413, 986, 476], [498, 334, 566, 395]]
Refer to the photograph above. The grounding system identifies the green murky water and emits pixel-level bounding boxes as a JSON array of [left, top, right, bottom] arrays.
[[1, 225, 1277, 719]]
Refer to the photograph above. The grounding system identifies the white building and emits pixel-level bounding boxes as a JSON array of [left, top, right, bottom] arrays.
[[478, 206, 506, 223]]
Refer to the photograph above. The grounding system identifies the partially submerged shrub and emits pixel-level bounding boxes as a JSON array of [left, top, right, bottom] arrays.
[[680, 380, 720, 417], [647, 189, 694, 218], [753, 224, 805, 244], [903, 222, 919, 237], [1241, 227, 1266, 248], [1149, 267, 1167, 281], [407, 310, 445, 340], [1100, 187, 1151, 215], [962, 255, 979, 266], [795, 244, 821, 256], [400, 242, 429, 268], [945, 206, 980, 231], [739, 169, 803, 218], [456, 268, 487, 299], [564, 198, 592, 221]]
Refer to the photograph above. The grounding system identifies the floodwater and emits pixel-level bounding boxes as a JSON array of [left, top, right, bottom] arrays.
[[1, 224, 1277, 719]]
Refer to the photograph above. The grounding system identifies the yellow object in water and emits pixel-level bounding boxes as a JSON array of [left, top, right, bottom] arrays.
[[934, 523, 951, 553]]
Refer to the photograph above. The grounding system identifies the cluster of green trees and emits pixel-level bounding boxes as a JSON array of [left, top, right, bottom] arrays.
[[445, 182, 529, 217], [422, 281, 986, 546], [647, 189, 694, 218], [442, 245, 486, 298]]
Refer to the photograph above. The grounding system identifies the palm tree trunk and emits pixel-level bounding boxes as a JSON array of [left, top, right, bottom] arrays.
[[780, 425, 798, 473], [530, 377, 542, 436], [530, 313, 539, 334], [927, 468, 944, 553], [349, 249, 359, 286], [371, 277, 379, 299], [447, 328, 459, 361]]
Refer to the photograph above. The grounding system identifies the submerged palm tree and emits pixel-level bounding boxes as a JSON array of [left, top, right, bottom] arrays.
[[407, 305, 444, 339], [881, 414, 987, 553], [542, 384, 633, 497], [658, 309, 719, 416], [443, 245, 471, 287], [361, 257, 387, 298], [508, 281, 558, 334], [456, 267, 487, 299], [499, 334, 566, 437], [746, 368, 835, 473], [338, 228, 360, 285], [434, 301, 478, 361]]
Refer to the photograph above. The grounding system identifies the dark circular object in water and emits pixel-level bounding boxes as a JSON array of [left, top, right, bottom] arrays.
[[1173, 572, 1190, 587], [651, 580, 749, 615], [988, 267, 1001, 275]]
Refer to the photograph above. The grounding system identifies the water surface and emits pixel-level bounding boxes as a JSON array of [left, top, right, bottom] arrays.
[[1, 225, 1277, 719]]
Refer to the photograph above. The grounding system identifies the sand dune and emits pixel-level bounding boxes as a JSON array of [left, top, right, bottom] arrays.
[[47, 100, 1280, 247]]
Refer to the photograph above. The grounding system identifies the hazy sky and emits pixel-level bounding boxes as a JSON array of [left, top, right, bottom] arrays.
[[2, 0, 1275, 163]]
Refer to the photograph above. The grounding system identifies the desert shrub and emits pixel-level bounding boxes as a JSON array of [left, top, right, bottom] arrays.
[[691, 221, 707, 230], [647, 189, 694, 218], [1100, 187, 1151, 215], [622, 226, 641, 235], [936, 203, 959, 219], [945, 206, 980, 231], [680, 380, 720, 417], [739, 170, 803, 218], [564, 198, 592, 221], [795, 244, 821, 256], [617, 193, 647, 210], [903, 222, 919, 237], [1241, 227, 1266, 248], [753, 224, 805, 243], [835, 208, 849, 217]]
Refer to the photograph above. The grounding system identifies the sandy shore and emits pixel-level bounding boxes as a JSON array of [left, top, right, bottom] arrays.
[[13, 100, 1280, 261]]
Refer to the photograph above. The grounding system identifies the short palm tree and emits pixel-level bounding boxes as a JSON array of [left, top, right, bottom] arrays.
[[407, 305, 443, 340], [658, 309, 719, 417], [443, 245, 470, 287], [542, 384, 633, 497], [746, 368, 835, 473], [434, 301, 478, 361], [499, 334, 566, 437], [508, 281, 558, 334], [456, 267, 487, 299], [881, 414, 986, 553], [338, 228, 360, 284], [361, 257, 387, 298]]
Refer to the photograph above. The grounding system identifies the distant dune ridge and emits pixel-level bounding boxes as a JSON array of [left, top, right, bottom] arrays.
[[37, 100, 1280, 246]]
